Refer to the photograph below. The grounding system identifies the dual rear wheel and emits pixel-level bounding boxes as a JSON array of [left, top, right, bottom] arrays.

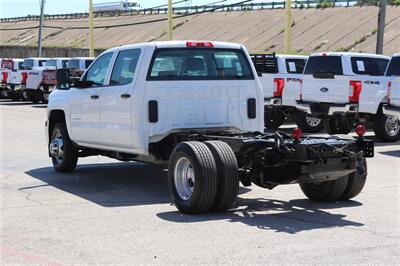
[[168, 141, 239, 214], [300, 158, 367, 202]]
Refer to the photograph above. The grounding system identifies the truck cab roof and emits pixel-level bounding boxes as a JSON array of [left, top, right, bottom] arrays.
[[310, 52, 390, 60], [103, 41, 244, 54]]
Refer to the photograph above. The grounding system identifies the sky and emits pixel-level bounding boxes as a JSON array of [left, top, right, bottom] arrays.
[[0, 0, 242, 18]]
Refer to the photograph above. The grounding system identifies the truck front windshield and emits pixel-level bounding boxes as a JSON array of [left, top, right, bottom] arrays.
[[148, 48, 254, 80]]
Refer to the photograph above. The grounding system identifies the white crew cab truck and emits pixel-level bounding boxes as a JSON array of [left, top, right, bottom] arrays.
[[295, 52, 396, 141], [250, 54, 312, 130], [23, 58, 69, 103], [46, 41, 373, 214], [382, 54, 400, 134], [0, 58, 24, 98]]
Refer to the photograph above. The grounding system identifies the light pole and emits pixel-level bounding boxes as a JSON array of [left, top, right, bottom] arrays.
[[89, 0, 95, 57], [168, 0, 173, 41], [376, 0, 386, 54], [284, 0, 292, 54], [37, 0, 45, 57]]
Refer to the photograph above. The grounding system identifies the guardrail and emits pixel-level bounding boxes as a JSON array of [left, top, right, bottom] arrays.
[[0, 1, 364, 23]]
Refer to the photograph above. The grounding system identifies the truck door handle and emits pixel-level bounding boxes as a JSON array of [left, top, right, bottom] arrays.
[[90, 95, 99, 100], [121, 94, 131, 99]]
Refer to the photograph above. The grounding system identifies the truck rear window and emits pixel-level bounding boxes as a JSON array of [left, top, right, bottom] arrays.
[[386, 57, 400, 76], [304, 56, 343, 75], [147, 48, 254, 80], [67, 60, 80, 69], [351, 57, 389, 76]]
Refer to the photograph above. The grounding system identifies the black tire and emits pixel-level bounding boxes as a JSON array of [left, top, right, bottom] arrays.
[[204, 141, 239, 211], [340, 158, 367, 200], [50, 122, 78, 172], [373, 112, 400, 142], [295, 112, 324, 133], [328, 118, 352, 135], [264, 111, 286, 129], [300, 176, 348, 202], [168, 141, 218, 214]]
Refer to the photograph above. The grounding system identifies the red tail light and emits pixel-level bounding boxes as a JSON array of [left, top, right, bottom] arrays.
[[1, 72, 8, 84], [21, 72, 28, 85], [186, 41, 213, 48], [349, 80, 362, 103], [356, 124, 366, 137], [388, 81, 392, 104], [273, 78, 285, 97], [292, 127, 303, 140]]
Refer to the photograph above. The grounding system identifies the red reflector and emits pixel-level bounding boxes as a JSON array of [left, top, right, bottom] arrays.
[[273, 78, 285, 97], [356, 124, 366, 137], [186, 41, 213, 48], [21, 72, 28, 85], [292, 127, 303, 140], [349, 80, 362, 103], [1, 72, 8, 84], [388, 81, 392, 104]]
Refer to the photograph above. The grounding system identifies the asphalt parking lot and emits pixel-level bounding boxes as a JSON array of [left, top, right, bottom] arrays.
[[1, 99, 399, 265]]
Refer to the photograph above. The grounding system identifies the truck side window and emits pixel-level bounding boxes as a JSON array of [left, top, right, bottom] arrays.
[[351, 57, 389, 76], [83, 53, 113, 86], [110, 49, 141, 85], [285, 59, 306, 74]]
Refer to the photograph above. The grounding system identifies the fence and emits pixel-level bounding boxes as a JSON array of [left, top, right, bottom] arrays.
[[0, 1, 361, 23]]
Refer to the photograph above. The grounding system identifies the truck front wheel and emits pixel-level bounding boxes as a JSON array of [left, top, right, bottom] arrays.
[[168, 142, 218, 214], [50, 122, 78, 172], [373, 113, 400, 142], [204, 141, 239, 211], [299, 176, 348, 202]]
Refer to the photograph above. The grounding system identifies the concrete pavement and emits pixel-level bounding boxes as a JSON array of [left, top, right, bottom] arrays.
[[0, 99, 399, 265]]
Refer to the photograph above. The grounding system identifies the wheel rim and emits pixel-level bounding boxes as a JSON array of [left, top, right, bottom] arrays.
[[50, 133, 64, 164], [306, 115, 322, 127], [385, 116, 400, 137], [174, 157, 195, 200], [43, 93, 49, 101], [1, 90, 7, 97]]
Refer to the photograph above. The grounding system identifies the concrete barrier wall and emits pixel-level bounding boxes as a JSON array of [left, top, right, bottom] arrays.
[[0, 45, 104, 58], [0, 7, 399, 57]]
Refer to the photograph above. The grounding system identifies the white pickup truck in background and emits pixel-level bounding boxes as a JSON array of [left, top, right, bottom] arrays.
[[0, 58, 24, 99], [8, 57, 49, 100], [251, 54, 310, 129], [67, 57, 94, 80], [23, 58, 69, 103], [294, 52, 397, 141], [382, 54, 400, 128]]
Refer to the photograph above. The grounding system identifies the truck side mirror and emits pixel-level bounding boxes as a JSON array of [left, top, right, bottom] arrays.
[[56, 68, 71, 90]]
